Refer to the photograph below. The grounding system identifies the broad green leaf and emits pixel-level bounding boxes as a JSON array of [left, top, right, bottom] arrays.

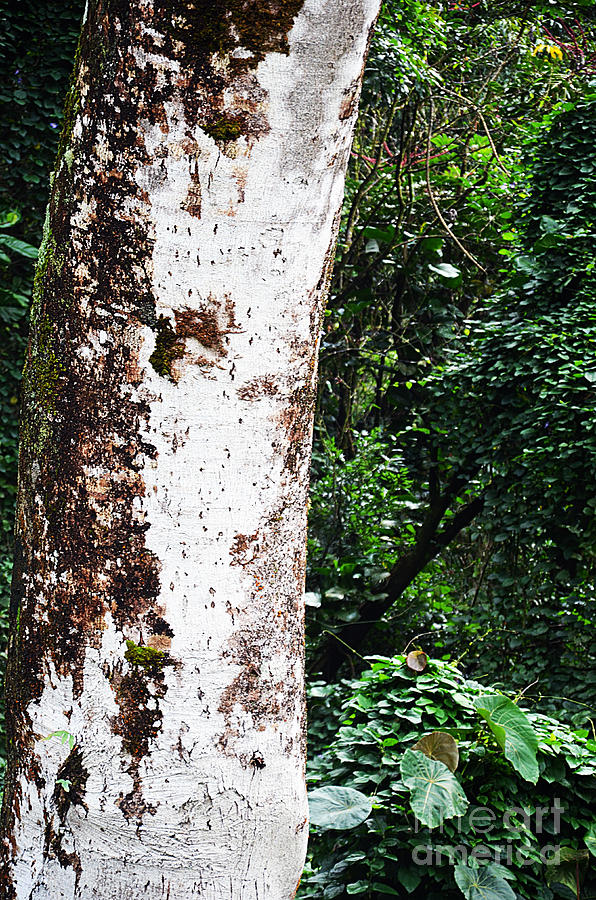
[[397, 867, 422, 893], [421, 236, 443, 256], [413, 731, 459, 772], [474, 695, 539, 783], [0, 234, 38, 259], [362, 225, 396, 242], [454, 862, 516, 900], [400, 748, 468, 827], [308, 786, 372, 831], [586, 822, 596, 857], [347, 882, 368, 895], [540, 214, 561, 233], [546, 847, 589, 893]]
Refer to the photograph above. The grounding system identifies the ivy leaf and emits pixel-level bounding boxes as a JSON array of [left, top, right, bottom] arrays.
[[308, 786, 373, 831], [540, 214, 561, 233], [586, 822, 596, 857], [413, 731, 459, 772], [454, 862, 516, 900], [474, 695, 539, 783], [397, 867, 422, 894], [400, 748, 468, 827]]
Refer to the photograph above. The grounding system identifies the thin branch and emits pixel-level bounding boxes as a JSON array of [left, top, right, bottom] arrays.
[[425, 98, 486, 272]]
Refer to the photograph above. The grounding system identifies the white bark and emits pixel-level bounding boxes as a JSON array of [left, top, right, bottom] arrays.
[[1, 0, 380, 897]]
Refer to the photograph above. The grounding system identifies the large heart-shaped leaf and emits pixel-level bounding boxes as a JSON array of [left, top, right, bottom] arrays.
[[546, 847, 590, 894], [413, 731, 459, 772], [454, 862, 516, 900], [308, 786, 372, 831], [474, 695, 539, 783], [400, 748, 468, 827]]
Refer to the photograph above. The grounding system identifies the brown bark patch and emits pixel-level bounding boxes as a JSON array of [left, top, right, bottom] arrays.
[[181, 161, 202, 219], [237, 376, 278, 402], [150, 295, 241, 380], [278, 383, 317, 473], [339, 79, 360, 120], [43, 820, 82, 891], [143, 0, 306, 142], [219, 503, 306, 757], [144, 612, 175, 638], [230, 531, 260, 567], [112, 666, 166, 761], [175, 307, 226, 354], [111, 644, 177, 825], [147, 633, 172, 652], [53, 747, 89, 821]]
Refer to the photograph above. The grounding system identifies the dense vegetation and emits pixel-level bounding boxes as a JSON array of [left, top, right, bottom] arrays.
[[303, 656, 596, 899], [0, 0, 595, 897]]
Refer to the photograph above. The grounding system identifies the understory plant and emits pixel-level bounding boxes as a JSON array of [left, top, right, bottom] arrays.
[[301, 655, 596, 899]]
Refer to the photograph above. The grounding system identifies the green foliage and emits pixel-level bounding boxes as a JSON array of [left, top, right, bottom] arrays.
[[400, 748, 469, 828], [454, 861, 516, 900], [301, 656, 596, 899], [414, 91, 596, 712], [309, 787, 373, 831], [307, 429, 414, 643], [0, 1, 82, 225], [309, 8, 596, 716], [475, 695, 539, 784]]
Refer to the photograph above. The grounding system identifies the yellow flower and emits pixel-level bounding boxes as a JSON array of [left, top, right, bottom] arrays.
[[532, 42, 563, 61]]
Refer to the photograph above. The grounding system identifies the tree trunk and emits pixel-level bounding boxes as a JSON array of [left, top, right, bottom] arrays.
[[316, 490, 485, 679], [0, 1, 379, 896]]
